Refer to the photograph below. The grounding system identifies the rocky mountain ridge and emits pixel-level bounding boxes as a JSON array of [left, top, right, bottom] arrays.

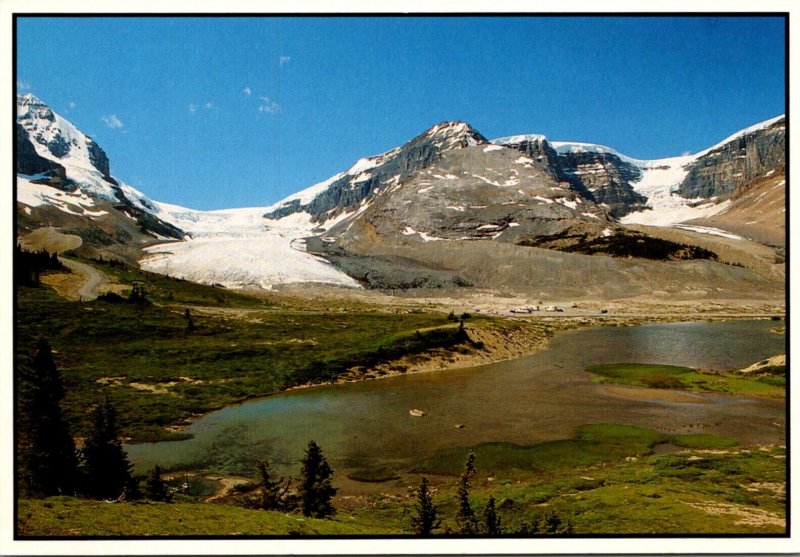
[[15, 93, 785, 294], [264, 121, 487, 223]]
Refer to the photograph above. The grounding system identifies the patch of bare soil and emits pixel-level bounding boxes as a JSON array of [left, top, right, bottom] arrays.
[[203, 475, 252, 502], [19, 226, 83, 254], [681, 500, 784, 528], [743, 482, 785, 498], [40, 271, 86, 299], [97, 376, 205, 396]]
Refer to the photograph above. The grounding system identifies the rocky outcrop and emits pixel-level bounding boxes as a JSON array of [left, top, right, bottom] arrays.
[[86, 137, 112, 178], [678, 117, 785, 199], [495, 136, 563, 181], [265, 121, 487, 222], [555, 150, 647, 217], [16, 123, 68, 187], [493, 137, 647, 217]]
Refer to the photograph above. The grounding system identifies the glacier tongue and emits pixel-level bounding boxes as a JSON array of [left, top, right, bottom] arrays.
[[141, 202, 361, 290]]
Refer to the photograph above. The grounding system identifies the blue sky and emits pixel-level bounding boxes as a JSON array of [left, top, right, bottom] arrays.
[[16, 16, 786, 210]]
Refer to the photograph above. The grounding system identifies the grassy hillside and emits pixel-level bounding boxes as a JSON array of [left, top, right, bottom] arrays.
[[18, 426, 785, 536]]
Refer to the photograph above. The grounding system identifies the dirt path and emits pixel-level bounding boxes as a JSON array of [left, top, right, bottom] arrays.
[[60, 259, 108, 301]]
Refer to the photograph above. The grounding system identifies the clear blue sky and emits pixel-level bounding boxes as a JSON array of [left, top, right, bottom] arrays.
[[16, 16, 786, 210]]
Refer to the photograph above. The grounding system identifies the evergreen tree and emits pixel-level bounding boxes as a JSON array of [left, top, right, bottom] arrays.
[[18, 338, 78, 496], [516, 510, 574, 535], [145, 465, 171, 502], [298, 440, 337, 518], [185, 308, 196, 332], [481, 495, 502, 535], [455, 452, 479, 534], [534, 510, 573, 534], [410, 476, 440, 535], [256, 459, 290, 510], [81, 398, 133, 500]]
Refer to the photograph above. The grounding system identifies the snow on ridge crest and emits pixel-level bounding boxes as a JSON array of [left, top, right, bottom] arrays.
[[693, 114, 785, 158], [491, 133, 547, 145]]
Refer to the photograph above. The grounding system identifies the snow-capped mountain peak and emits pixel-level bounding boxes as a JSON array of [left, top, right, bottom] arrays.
[[17, 93, 112, 180], [424, 120, 487, 149]]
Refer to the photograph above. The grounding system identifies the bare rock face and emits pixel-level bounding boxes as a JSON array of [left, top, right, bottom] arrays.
[[329, 144, 611, 250], [494, 136, 647, 218], [496, 136, 563, 181], [555, 150, 646, 217], [678, 118, 785, 199], [16, 123, 68, 187], [86, 137, 111, 178]]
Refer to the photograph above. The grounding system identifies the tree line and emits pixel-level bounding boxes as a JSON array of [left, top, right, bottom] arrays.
[[15, 244, 64, 286]]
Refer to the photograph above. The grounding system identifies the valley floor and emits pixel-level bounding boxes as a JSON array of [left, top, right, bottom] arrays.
[[14, 256, 786, 538]]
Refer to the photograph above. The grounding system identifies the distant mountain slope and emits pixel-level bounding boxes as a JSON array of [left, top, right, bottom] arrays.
[[15, 93, 784, 294], [263, 121, 488, 223]]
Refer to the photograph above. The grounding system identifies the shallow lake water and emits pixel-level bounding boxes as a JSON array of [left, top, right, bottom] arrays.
[[126, 319, 785, 476]]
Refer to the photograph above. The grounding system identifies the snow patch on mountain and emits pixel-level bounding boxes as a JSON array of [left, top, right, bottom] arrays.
[[17, 174, 107, 218]]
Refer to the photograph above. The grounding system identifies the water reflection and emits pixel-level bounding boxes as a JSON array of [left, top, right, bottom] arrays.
[[126, 320, 785, 476]]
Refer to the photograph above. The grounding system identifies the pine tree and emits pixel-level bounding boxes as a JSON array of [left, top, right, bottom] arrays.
[[81, 398, 133, 500], [18, 338, 78, 496], [298, 440, 337, 518], [256, 459, 290, 510], [482, 495, 502, 535], [410, 476, 440, 535], [455, 452, 479, 534], [145, 465, 171, 502], [185, 308, 196, 332], [534, 510, 573, 534]]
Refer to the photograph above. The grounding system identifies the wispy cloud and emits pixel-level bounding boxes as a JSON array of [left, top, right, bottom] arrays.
[[279, 55, 291, 67], [243, 86, 252, 96], [189, 101, 215, 114], [69, 101, 76, 109], [101, 114, 124, 129], [16, 80, 31, 90], [258, 96, 281, 114]]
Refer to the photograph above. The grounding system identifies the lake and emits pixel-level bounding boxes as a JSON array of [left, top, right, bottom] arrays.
[[126, 319, 785, 477]]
